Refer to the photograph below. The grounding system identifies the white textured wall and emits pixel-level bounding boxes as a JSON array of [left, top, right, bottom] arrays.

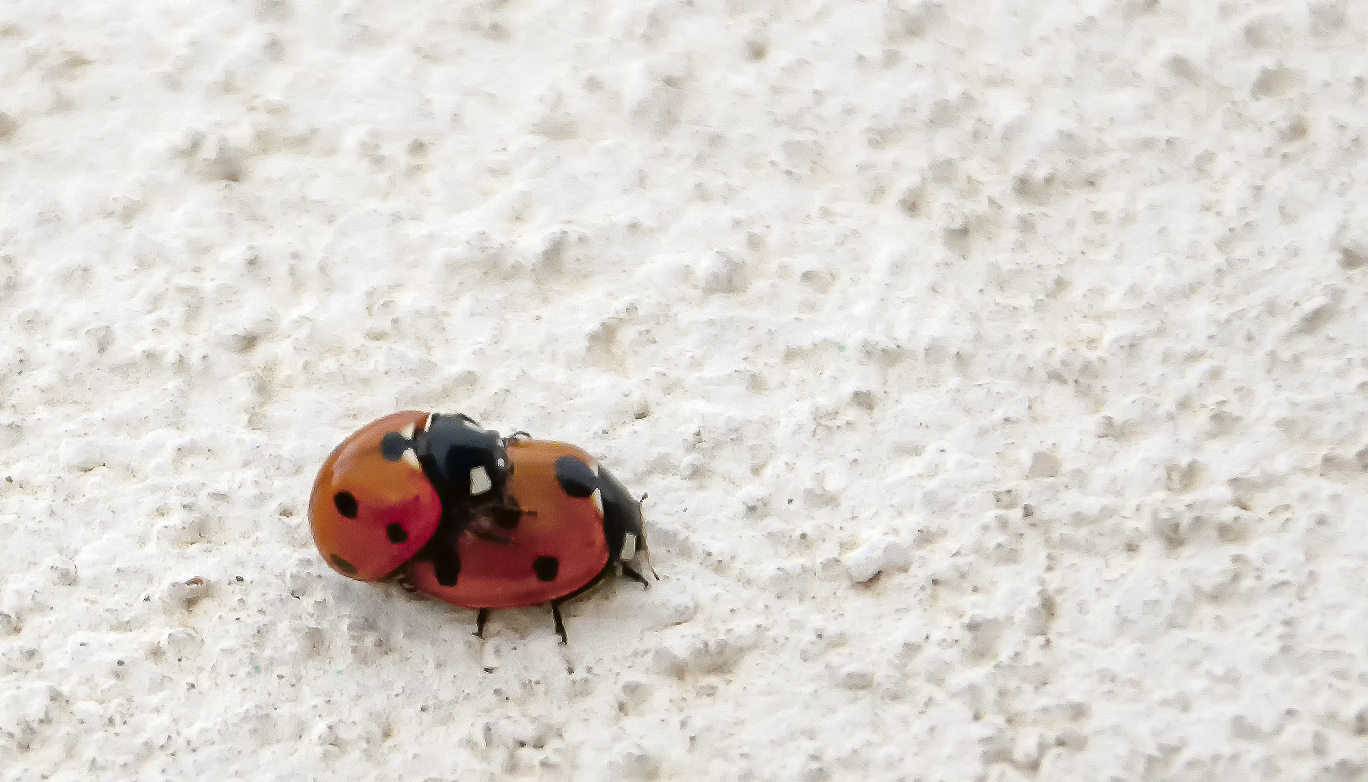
[[2, 1, 1367, 779]]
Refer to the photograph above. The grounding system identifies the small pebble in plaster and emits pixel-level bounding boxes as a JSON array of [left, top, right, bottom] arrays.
[[843, 539, 911, 584], [738, 486, 769, 516], [1341, 246, 1366, 270], [1026, 451, 1062, 479], [698, 250, 749, 294], [164, 576, 209, 609], [680, 454, 704, 478], [993, 489, 1022, 509], [609, 744, 662, 781], [0, 112, 17, 142], [58, 438, 107, 472], [837, 666, 875, 690], [652, 629, 757, 678], [644, 593, 698, 630]]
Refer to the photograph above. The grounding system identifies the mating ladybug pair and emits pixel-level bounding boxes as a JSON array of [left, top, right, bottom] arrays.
[[309, 411, 654, 643]]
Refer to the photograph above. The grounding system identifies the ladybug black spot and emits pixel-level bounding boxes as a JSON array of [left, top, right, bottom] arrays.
[[554, 456, 597, 498], [330, 554, 358, 575], [533, 556, 559, 582], [334, 491, 358, 518], [380, 431, 409, 462], [386, 523, 408, 543]]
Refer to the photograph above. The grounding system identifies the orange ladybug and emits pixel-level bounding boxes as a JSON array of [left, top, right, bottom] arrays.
[[309, 412, 653, 643]]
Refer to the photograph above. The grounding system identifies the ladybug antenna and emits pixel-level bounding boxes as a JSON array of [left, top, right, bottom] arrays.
[[640, 544, 659, 581], [637, 496, 659, 580]]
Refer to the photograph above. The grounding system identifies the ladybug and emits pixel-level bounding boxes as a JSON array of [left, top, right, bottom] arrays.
[[309, 411, 654, 643]]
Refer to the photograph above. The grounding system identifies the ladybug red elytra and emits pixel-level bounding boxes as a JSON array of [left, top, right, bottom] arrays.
[[309, 411, 654, 643]]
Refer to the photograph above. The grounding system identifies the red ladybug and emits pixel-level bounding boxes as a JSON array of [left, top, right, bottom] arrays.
[[309, 411, 654, 643]]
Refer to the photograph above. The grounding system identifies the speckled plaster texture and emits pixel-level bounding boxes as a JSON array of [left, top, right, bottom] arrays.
[[2, 0, 1367, 779]]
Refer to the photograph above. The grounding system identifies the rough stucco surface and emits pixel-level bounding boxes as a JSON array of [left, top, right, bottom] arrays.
[[2, 0, 1367, 779]]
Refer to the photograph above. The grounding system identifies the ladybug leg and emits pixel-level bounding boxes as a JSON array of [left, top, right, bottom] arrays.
[[620, 563, 651, 588], [464, 504, 524, 545], [429, 542, 461, 588], [475, 608, 490, 638], [469, 527, 513, 545], [550, 601, 569, 645]]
